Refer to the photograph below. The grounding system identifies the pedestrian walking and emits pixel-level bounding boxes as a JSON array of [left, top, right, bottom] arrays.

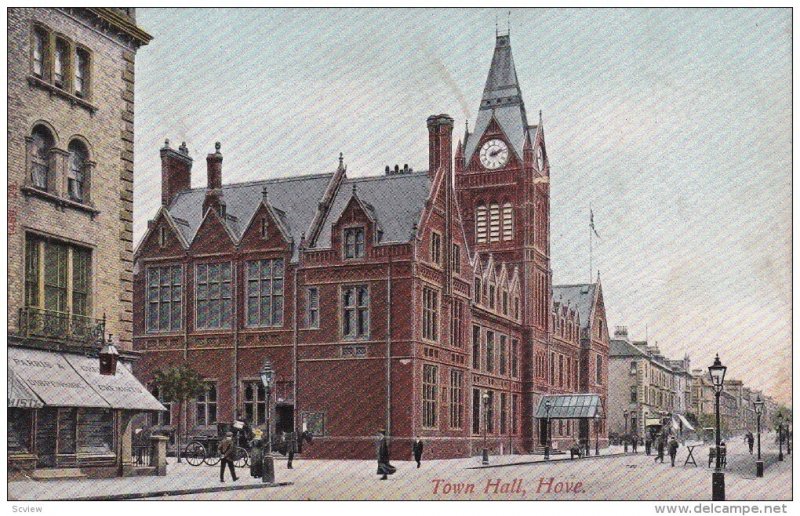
[[376, 429, 395, 480], [668, 436, 679, 467], [745, 431, 754, 455], [412, 436, 424, 468], [645, 433, 652, 455], [631, 433, 639, 453], [654, 434, 665, 463], [570, 440, 582, 460], [219, 431, 239, 483], [285, 430, 298, 469]]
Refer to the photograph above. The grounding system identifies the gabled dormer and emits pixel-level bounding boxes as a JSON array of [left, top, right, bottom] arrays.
[[238, 189, 293, 252], [188, 203, 237, 255], [331, 184, 378, 261], [135, 206, 188, 259]]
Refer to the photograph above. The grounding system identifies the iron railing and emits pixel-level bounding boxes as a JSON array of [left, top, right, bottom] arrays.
[[132, 445, 153, 467], [18, 307, 105, 345]]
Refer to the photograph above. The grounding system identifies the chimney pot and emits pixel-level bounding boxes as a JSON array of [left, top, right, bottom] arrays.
[[160, 140, 193, 206]]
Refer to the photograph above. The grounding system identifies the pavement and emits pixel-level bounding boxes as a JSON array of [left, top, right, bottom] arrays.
[[8, 433, 791, 501]]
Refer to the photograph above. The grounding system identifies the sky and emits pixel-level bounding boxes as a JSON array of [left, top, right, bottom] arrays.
[[132, 8, 792, 405]]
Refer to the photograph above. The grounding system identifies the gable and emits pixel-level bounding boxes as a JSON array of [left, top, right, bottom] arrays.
[[238, 201, 292, 251], [188, 208, 236, 254], [136, 209, 186, 259]]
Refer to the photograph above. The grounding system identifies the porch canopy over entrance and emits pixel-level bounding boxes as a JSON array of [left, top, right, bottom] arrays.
[[534, 394, 603, 419], [8, 346, 165, 412]]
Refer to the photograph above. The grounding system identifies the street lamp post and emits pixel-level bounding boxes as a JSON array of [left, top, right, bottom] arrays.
[[544, 400, 552, 461], [777, 412, 784, 462], [708, 354, 727, 501], [754, 395, 764, 478], [482, 392, 490, 465], [623, 409, 629, 453], [594, 413, 600, 456], [260, 358, 275, 484]]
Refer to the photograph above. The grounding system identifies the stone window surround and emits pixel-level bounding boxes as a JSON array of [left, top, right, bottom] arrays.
[[22, 125, 98, 218]]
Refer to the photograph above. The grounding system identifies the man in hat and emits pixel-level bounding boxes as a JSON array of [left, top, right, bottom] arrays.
[[412, 436, 424, 468], [219, 431, 239, 482], [376, 429, 394, 480], [668, 435, 680, 467]]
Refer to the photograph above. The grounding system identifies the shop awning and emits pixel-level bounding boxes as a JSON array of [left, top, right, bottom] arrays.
[[534, 394, 603, 419], [8, 347, 165, 412], [8, 365, 43, 408], [645, 418, 663, 427], [677, 413, 695, 431]]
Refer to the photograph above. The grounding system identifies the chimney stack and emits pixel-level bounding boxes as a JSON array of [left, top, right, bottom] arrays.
[[426, 114, 454, 179], [202, 142, 226, 217], [160, 139, 192, 206]]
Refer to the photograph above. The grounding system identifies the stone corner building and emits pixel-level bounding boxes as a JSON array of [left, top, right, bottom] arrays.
[[7, 8, 163, 479], [133, 32, 610, 459]]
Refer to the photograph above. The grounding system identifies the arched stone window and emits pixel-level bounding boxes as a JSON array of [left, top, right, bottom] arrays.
[[30, 125, 54, 190], [68, 139, 89, 202]]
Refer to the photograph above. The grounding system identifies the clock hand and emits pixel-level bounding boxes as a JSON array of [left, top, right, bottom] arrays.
[[490, 148, 502, 157]]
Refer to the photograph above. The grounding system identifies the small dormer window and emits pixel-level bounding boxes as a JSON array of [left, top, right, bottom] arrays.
[[158, 227, 166, 248], [344, 227, 365, 259], [260, 217, 268, 239]]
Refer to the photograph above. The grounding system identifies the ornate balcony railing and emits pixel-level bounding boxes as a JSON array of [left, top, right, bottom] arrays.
[[18, 307, 105, 346]]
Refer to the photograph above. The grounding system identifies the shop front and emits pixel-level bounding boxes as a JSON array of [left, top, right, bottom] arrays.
[[8, 346, 165, 479]]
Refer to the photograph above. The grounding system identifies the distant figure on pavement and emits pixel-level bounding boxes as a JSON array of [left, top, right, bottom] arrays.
[[376, 429, 395, 480], [569, 440, 582, 460], [284, 431, 298, 469], [631, 433, 639, 453], [654, 434, 665, 463], [668, 436, 680, 466], [219, 431, 239, 483], [745, 431, 754, 454], [645, 433, 653, 455], [412, 437, 424, 468]]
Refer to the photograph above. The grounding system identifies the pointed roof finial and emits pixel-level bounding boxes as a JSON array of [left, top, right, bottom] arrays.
[[507, 10, 511, 35], [352, 183, 357, 196], [338, 152, 344, 170], [495, 13, 498, 36], [261, 186, 268, 202], [539, 109, 543, 124], [215, 141, 221, 153]]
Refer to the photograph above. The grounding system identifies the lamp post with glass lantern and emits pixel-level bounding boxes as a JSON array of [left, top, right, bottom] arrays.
[[777, 412, 784, 462], [754, 395, 764, 478], [623, 409, 629, 453], [482, 392, 490, 465], [544, 399, 552, 461], [708, 354, 727, 501], [259, 358, 275, 483], [594, 413, 600, 456]]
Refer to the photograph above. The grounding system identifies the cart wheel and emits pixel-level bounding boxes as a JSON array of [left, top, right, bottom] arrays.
[[184, 441, 206, 467], [234, 447, 249, 468], [205, 452, 221, 466]]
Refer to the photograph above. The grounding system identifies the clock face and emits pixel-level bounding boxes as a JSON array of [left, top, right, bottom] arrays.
[[479, 139, 509, 170], [536, 146, 544, 170]]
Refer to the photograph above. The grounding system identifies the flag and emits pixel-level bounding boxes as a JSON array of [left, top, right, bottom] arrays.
[[590, 209, 601, 239]]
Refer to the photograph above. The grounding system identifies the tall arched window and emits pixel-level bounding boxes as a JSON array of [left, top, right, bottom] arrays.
[[489, 203, 500, 242], [68, 140, 88, 202], [30, 126, 54, 190], [476, 204, 488, 244], [502, 202, 513, 241], [54, 38, 69, 89]]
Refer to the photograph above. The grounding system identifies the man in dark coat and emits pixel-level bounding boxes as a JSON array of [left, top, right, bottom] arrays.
[[745, 431, 755, 454], [654, 434, 665, 463], [284, 431, 298, 469], [631, 433, 639, 453], [376, 429, 394, 480], [219, 431, 239, 482], [412, 437, 424, 468], [668, 436, 680, 466], [645, 433, 653, 455]]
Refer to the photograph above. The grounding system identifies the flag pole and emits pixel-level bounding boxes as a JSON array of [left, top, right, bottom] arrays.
[[589, 205, 593, 283]]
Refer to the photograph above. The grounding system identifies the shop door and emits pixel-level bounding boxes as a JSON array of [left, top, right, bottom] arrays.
[[36, 408, 57, 467], [538, 419, 548, 446], [275, 405, 294, 434]]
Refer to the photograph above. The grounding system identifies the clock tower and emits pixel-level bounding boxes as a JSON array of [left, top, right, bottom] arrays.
[[455, 30, 552, 374]]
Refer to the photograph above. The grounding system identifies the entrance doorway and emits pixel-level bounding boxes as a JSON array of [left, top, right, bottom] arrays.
[[275, 404, 294, 434]]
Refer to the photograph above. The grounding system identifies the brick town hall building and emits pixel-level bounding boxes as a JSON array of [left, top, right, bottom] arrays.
[[133, 32, 610, 459]]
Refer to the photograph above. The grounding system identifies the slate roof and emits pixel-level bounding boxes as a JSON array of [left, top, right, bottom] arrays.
[[534, 394, 603, 419], [313, 171, 432, 249], [167, 172, 334, 261], [464, 33, 533, 165], [552, 284, 597, 330], [610, 339, 649, 358]]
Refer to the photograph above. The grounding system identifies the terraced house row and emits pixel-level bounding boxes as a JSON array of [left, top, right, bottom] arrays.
[[132, 32, 610, 459]]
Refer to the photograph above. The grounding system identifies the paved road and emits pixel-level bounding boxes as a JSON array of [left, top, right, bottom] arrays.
[[155, 434, 790, 501]]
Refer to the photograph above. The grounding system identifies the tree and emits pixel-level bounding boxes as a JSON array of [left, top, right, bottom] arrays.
[[153, 364, 206, 463]]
